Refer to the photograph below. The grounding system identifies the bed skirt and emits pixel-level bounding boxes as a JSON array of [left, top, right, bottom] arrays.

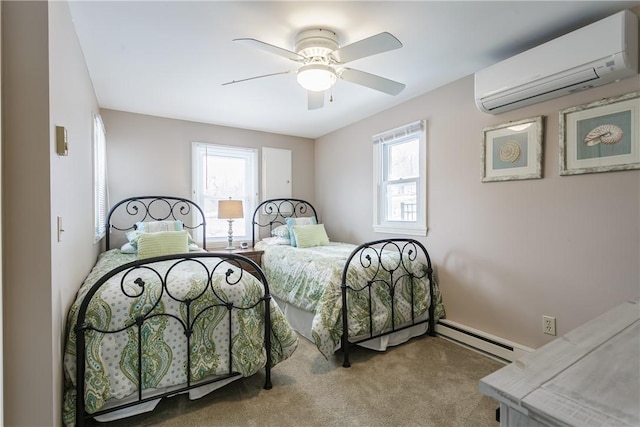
[[92, 375, 243, 422], [272, 295, 429, 354]]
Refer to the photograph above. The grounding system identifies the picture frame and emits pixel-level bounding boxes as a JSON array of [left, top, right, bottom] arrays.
[[559, 91, 640, 176], [481, 116, 544, 182]]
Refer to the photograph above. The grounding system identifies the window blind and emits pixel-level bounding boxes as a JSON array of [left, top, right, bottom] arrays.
[[93, 114, 108, 241]]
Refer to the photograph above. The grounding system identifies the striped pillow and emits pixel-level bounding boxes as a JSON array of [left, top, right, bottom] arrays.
[[285, 216, 317, 247], [136, 230, 189, 259], [291, 224, 329, 248]]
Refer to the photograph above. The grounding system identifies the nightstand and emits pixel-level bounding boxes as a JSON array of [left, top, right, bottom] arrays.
[[207, 247, 264, 279]]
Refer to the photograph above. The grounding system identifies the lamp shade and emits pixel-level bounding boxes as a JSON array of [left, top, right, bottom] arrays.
[[297, 64, 337, 92], [218, 199, 244, 219]]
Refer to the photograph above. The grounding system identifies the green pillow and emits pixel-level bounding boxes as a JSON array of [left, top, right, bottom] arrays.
[[127, 220, 197, 249], [285, 216, 317, 247], [291, 224, 329, 248], [137, 230, 189, 259]]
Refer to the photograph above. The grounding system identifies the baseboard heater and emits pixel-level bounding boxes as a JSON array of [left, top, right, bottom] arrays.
[[435, 319, 533, 363]]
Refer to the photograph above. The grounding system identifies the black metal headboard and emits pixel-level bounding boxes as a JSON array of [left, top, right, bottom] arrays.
[[105, 196, 207, 250], [252, 198, 318, 246]]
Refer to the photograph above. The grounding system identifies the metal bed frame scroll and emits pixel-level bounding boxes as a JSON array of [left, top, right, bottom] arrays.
[[340, 238, 436, 367], [251, 198, 318, 245], [105, 195, 207, 250], [71, 196, 273, 426], [251, 198, 436, 368]]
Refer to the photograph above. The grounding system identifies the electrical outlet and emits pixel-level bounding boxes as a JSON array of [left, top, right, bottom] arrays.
[[543, 315, 556, 336]]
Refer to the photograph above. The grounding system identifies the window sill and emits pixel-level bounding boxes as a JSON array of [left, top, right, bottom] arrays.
[[373, 224, 428, 236]]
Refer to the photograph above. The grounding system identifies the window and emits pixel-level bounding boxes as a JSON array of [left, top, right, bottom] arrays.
[[373, 120, 427, 235], [192, 142, 258, 245], [93, 114, 108, 241]]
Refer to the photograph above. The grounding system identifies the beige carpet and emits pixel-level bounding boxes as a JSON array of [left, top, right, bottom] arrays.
[[89, 334, 504, 427]]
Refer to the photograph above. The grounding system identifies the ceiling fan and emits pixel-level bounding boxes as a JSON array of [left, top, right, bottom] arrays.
[[222, 28, 406, 110]]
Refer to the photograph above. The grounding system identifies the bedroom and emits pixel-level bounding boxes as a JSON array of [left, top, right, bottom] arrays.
[[2, 1, 639, 426]]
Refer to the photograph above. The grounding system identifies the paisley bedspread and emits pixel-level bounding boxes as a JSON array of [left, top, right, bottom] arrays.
[[255, 241, 444, 358], [63, 249, 298, 426]]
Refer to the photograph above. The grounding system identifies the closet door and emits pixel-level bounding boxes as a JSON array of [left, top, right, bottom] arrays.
[[262, 147, 291, 200]]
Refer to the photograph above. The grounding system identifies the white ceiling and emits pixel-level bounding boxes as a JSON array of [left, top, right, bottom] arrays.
[[68, 1, 639, 139]]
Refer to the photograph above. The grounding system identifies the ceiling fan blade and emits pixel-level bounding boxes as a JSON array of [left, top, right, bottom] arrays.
[[340, 68, 405, 95], [222, 70, 291, 86], [308, 90, 324, 110], [234, 38, 305, 62], [331, 32, 402, 64]]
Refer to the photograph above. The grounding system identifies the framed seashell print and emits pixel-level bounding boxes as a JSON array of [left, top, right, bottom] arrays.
[[481, 116, 544, 182], [560, 91, 640, 175]]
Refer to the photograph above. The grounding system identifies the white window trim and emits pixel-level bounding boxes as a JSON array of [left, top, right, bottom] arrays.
[[372, 120, 428, 236], [93, 114, 108, 242], [191, 142, 258, 246]]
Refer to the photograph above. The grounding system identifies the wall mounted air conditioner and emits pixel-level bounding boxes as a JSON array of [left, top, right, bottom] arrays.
[[474, 10, 639, 114]]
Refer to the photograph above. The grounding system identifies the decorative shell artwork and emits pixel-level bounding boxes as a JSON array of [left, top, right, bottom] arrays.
[[498, 140, 521, 163], [584, 124, 624, 146]]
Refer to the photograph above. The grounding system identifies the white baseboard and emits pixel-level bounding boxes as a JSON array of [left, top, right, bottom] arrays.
[[435, 319, 533, 363]]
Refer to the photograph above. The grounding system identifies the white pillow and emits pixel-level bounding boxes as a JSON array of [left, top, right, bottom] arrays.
[[261, 236, 292, 245], [136, 220, 183, 233], [271, 225, 290, 238], [120, 242, 137, 254]]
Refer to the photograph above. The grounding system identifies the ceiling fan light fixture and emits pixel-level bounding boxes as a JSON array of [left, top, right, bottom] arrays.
[[297, 64, 337, 92]]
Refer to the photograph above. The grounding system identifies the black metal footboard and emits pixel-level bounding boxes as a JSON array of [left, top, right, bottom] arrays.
[[340, 238, 435, 368], [72, 252, 272, 427]]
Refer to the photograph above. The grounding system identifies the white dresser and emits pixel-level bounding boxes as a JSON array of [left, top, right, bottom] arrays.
[[479, 299, 639, 426]]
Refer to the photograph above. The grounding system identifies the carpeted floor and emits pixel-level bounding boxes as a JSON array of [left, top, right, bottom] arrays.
[[89, 334, 504, 427]]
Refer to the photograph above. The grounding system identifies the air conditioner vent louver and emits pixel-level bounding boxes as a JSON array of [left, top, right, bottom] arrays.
[[480, 68, 600, 112], [474, 10, 638, 114]]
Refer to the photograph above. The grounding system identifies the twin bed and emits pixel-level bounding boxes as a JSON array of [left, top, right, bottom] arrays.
[[63, 196, 298, 426], [64, 195, 444, 426], [251, 198, 444, 366]]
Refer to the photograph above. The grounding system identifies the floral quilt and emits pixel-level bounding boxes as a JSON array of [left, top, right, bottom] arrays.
[[63, 249, 298, 426], [255, 241, 444, 358]]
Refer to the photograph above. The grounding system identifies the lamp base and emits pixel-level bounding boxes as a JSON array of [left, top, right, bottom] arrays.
[[226, 219, 235, 250]]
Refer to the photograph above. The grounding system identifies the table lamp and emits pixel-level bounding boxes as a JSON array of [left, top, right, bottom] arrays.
[[218, 199, 244, 249]]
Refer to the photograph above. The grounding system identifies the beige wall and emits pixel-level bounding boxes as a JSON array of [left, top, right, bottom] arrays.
[[100, 109, 315, 216], [3, 2, 53, 425], [2, 1, 100, 425], [0, 3, 4, 422], [316, 74, 640, 350], [49, 1, 102, 424]]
